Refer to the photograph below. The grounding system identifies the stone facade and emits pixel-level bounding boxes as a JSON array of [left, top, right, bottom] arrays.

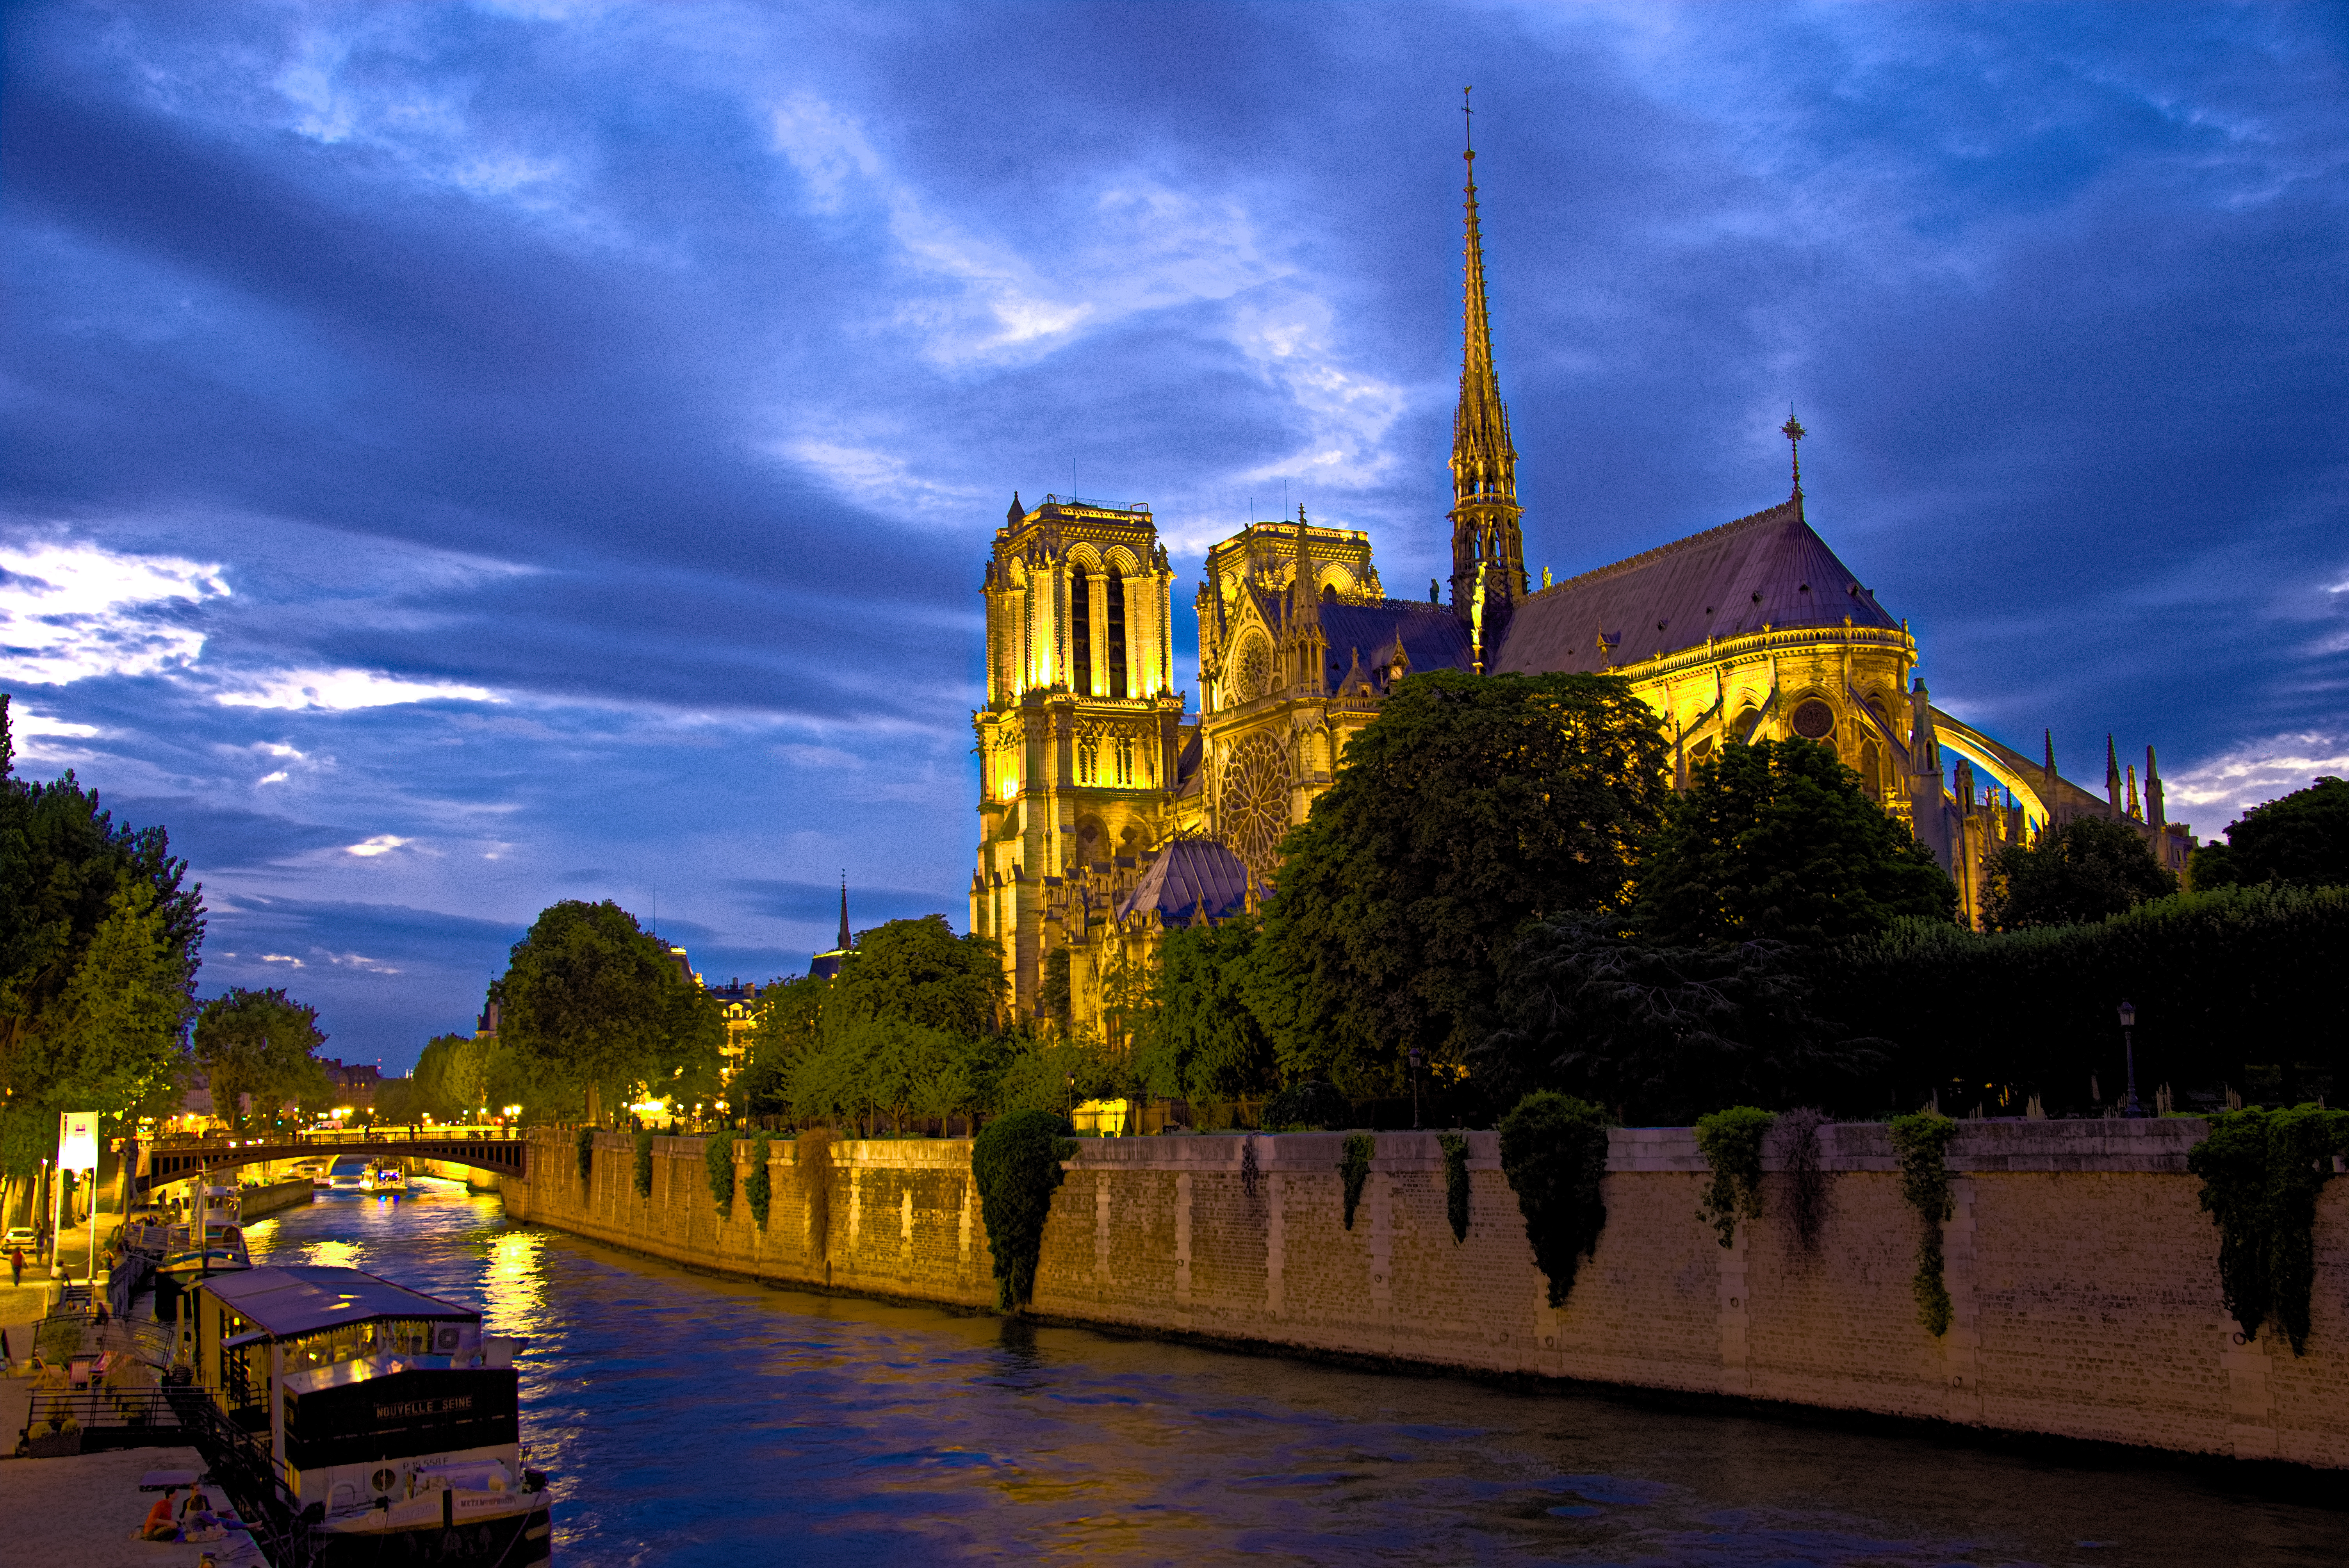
[[502, 1120, 2346, 1468]]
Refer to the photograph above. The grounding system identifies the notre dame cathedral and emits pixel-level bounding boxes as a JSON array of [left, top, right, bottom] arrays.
[[971, 128, 2194, 1033]]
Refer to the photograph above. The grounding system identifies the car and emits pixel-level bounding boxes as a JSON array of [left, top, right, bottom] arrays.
[[3, 1225, 37, 1254]]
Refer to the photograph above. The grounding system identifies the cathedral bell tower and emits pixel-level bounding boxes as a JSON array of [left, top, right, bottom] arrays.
[[1448, 87, 1526, 668], [971, 493, 1185, 1017]]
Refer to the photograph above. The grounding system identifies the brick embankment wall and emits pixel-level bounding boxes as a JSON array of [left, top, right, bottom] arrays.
[[499, 1122, 2348, 1468]]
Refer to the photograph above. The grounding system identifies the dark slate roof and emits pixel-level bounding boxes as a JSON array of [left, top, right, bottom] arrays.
[[1493, 499, 1897, 675], [1117, 837, 1253, 926], [1319, 599, 1476, 686]]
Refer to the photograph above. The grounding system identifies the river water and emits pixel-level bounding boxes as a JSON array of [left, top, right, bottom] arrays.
[[237, 1180, 2343, 1567]]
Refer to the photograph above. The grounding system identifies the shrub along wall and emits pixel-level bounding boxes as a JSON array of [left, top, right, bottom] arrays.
[[500, 1121, 2348, 1469]]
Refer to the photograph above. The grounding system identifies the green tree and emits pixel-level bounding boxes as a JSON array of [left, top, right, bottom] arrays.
[[1265, 670, 1672, 1089], [1481, 916, 1882, 1124], [2, 696, 205, 1186], [737, 974, 828, 1121], [493, 900, 724, 1123], [2191, 777, 2349, 893], [1134, 916, 1278, 1104], [1983, 814, 2177, 929], [829, 916, 1007, 1038], [193, 988, 331, 1133], [1634, 738, 1954, 946]]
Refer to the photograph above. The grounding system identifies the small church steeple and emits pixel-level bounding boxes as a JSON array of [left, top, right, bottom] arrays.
[[1448, 87, 1526, 632], [836, 871, 851, 952]]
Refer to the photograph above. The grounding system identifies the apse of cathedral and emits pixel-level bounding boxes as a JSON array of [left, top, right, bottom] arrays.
[[972, 111, 2194, 1033]]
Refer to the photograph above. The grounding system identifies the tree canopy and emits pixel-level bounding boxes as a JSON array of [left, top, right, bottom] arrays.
[[493, 900, 725, 1121], [1983, 813, 2176, 929], [827, 915, 1006, 1037], [1481, 916, 1882, 1124], [2, 696, 205, 1178], [2190, 776, 2349, 893], [1133, 915, 1280, 1105], [193, 987, 331, 1133], [1633, 737, 1953, 946], [1264, 670, 1672, 1090]]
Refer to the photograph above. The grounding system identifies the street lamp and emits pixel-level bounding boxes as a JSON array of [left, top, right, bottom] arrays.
[[2117, 1001, 2143, 1119], [1408, 1048, 1422, 1130]]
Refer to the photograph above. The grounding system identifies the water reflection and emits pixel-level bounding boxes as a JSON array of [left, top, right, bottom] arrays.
[[240, 1184, 2346, 1566]]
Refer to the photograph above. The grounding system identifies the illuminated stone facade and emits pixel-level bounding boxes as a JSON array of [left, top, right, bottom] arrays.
[[970, 495, 1189, 1019], [977, 128, 2198, 1031]]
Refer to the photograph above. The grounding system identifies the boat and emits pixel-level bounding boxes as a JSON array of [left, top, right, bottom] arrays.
[[153, 1181, 250, 1317], [188, 1264, 551, 1565], [361, 1163, 407, 1192], [325, 1156, 370, 1192]]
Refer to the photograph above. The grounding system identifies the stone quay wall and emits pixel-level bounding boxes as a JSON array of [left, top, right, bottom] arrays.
[[238, 1178, 315, 1221], [498, 1121, 2348, 1469]]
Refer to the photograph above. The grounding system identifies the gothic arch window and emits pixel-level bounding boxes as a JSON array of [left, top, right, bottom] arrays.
[[1106, 571, 1128, 700], [1219, 731, 1290, 881], [1071, 570, 1093, 696], [1791, 697, 1836, 741], [1860, 737, 1883, 800]]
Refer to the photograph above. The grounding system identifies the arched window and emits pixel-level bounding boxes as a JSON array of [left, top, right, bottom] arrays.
[[1106, 572, 1128, 700], [1071, 571, 1093, 697], [1860, 738, 1883, 800]]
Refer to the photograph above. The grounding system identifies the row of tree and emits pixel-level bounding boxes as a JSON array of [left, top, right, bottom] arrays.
[[434, 690, 2349, 1138], [2, 698, 351, 1227]]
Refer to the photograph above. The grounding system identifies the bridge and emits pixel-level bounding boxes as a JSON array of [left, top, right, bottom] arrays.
[[135, 1126, 530, 1197]]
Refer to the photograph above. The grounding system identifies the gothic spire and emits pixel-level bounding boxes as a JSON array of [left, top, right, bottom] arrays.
[[836, 872, 850, 952], [1447, 87, 1525, 625]]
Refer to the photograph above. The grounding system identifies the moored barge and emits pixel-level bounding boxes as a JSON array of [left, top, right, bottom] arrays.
[[188, 1264, 551, 1565]]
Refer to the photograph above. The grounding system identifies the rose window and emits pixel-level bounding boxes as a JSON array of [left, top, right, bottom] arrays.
[[1791, 698, 1836, 740], [1218, 731, 1290, 880]]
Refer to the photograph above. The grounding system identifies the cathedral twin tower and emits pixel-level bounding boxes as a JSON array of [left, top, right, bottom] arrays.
[[970, 110, 2191, 1030]]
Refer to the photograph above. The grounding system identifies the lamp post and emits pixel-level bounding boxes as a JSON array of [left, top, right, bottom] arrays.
[[2117, 1001, 2143, 1119], [1408, 1048, 1422, 1131], [1066, 1071, 1075, 1123]]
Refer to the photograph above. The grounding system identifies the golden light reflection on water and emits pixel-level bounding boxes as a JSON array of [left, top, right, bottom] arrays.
[[482, 1229, 544, 1336], [304, 1239, 362, 1269]]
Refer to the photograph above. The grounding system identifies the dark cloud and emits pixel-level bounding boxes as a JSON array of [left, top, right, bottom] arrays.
[[5, 2, 2343, 1059]]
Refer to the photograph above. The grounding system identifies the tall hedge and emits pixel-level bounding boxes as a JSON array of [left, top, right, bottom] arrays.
[[1827, 885, 2348, 1113], [971, 1109, 1074, 1311]]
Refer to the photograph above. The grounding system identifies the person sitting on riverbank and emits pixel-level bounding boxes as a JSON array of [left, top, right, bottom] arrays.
[[141, 1488, 182, 1540]]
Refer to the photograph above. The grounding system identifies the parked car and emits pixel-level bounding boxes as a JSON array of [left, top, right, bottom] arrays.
[[3, 1224, 38, 1254]]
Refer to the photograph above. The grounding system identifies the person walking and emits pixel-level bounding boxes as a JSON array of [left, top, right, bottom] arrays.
[[9, 1244, 23, 1287]]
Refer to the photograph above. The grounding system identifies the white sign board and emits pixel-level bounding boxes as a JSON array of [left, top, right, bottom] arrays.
[[59, 1111, 99, 1172]]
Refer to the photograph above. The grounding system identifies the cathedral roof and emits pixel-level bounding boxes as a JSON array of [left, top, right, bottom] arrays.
[[1117, 836, 1254, 927], [1493, 498, 1897, 675], [1319, 599, 1476, 684]]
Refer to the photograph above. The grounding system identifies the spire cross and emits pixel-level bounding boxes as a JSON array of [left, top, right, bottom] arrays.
[[1463, 85, 1474, 161], [1780, 408, 1807, 500]]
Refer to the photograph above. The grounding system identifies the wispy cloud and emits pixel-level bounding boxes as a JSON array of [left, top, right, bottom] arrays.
[[0, 540, 229, 684], [2167, 732, 2349, 828], [216, 670, 502, 711]]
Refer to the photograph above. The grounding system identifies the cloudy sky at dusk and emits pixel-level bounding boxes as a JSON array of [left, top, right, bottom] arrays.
[[4, 2, 2344, 1069]]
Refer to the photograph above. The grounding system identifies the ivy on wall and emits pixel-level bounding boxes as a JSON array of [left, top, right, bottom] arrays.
[[2188, 1103, 2349, 1355], [801, 1128, 833, 1260], [745, 1133, 773, 1228], [705, 1131, 736, 1219], [1887, 1112, 1957, 1336], [1693, 1107, 1776, 1249], [1497, 1092, 1611, 1307], [632, 1130, 654, 1199], [1437, 1131, 1472, 1245], [972, 1109, 1076, 1311], [1777, 1108, 1830, 1253], [1338, 1135, 1374, 1230], [575, 1126, 594, 1184]]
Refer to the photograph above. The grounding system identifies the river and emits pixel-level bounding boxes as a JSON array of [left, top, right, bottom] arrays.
[[237, 1179, 2344, 1566]]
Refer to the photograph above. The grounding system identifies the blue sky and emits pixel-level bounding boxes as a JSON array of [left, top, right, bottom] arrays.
[[4, 2, 2344, 1071]]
